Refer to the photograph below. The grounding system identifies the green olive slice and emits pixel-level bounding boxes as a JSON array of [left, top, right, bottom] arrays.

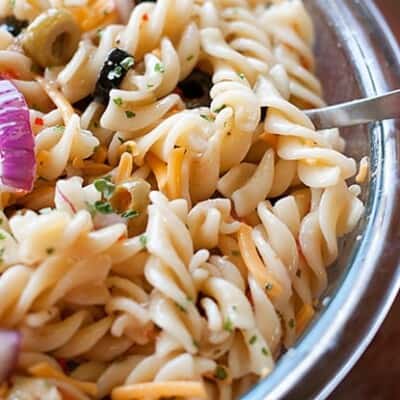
[[22, 9, 80, 68]]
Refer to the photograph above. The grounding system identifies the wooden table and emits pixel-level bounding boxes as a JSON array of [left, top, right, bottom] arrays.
[[332, 1, 400, 398]]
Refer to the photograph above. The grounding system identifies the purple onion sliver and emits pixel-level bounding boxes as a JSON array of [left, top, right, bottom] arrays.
[[0, 80, 36, 191], [0, 330, 21, 382]]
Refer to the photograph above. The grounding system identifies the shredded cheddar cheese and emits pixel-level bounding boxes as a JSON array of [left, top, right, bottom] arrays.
[[111, 381, 207, 400], [296, 303, 315, 336], [167, 147, 185, 199], [28, 362, 97, 396], [146, 153, 168, 192]]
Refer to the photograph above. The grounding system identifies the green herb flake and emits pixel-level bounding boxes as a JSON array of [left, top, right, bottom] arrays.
[[97, 28, 103, 39], [113, 97, 123, 106], [139, 234, 148, 248], [85, 201, 97, 217], [0, 248, 5, 263], [200, 114, 214, 122], [231, 250, 240, 257], [121, 210, 140, 219], [108, 65, 123, 80], [261, 347, 269, 356], [54, 125, 65, 133], [117, 136, 124, 144], [232, 305, 238, 311], [154, 63, 165, 73], [120, 56, 135, 71], [0, 218, 3, 225], [46, 247, 55, 255], [238, 72, 245, 80], [223, 318, 234, 333], [94, 200, 113, 214], [146, 83, 154, 88], [94, 178, 115, 198], [265, 283, 273, 291], [186, 55, 194, 61], [192, 339, 199, 348], [214, 365, 228, 380], [288, 319, 295, 329], [213, 104, 227, 113], [125, 110, 136, 119], [0, 232, 6, 240], [175, 302, 187, 312], [186, 295, 193, 302], [249, 335, 257, 345]]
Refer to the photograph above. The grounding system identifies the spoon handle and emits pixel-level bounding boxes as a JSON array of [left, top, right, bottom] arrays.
[[305, 89, 400, 130]]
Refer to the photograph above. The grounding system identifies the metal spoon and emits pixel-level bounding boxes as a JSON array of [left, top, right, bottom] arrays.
[[305, 89, 400, 130]]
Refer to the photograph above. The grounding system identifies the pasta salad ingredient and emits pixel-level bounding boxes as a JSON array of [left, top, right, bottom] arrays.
[[0, 80, 35, 191], [21, 9, 80, 68], [0, 330, 20, 382]]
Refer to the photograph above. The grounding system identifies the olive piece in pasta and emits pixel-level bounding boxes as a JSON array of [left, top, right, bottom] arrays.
[[0, 17, 28, 36], [177, 69, 212, 109], [21, 9, 80, 68], [94, 48, 135, 105], [109, 178, 150, 214]]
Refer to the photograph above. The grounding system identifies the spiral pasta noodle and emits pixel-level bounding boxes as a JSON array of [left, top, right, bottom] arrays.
[[0, 0, 366, 399]]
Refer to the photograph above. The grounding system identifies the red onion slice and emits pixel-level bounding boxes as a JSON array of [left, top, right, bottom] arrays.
[[0, 330, 20, 382], [0, 80, 36, 192]]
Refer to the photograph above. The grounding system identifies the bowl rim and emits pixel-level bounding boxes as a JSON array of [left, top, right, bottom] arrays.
[[243, 1, 400, 399]]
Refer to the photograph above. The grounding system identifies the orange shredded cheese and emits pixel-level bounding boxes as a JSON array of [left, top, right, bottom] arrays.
[[111, 381, 207, 400], [146, 153, 167, 192], [28, 362, 97, 396], [238, 224, 283, 300], [295, 303, 315, 336], [355, 156, 369, 184], [68, 0, 119, 32], [93, 145, 108, 163], [116, 152, 133, 184], [167, 147, 185, 199]]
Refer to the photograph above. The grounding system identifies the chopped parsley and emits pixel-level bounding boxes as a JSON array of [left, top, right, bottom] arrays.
[[214, 365, 228, 380], [231, 250, 240, 257], [265, 283, 273, 291], [46, 247, 55, 255], [213, 104, 227, 113], [147, 83, 154, 88], [54, 125, 65, 133], [108, 65, 123, 80], [223, 318, 234, 332], [139, 234, 148, 248], [94, 200, 113, 214], [0, 248, 5, 263], [192, 339, 199, 348], [0, 218, 3, 225], [0, 232, 6, 240], [117, 136, 125, 144], [113, 97, 123, 106], [249, 335, 257, 345], [261, 347, 269, 356], [238, 72, 245, 80], [125, 110, 136, 119], [94, 178, 115, 198], [120, 56, 135, 71], [97, 29, 103, 39], [200, 114, 214, 122], [154, 63, 165, 73], [186, 54, 194, 61], [288, 319, 295, 329], [121, 210, 140, 219], [175, 302, 187, 312]]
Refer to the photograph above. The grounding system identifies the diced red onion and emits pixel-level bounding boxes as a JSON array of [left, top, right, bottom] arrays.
[[0, 80, 36, 192], [0, 330, 20, 382]]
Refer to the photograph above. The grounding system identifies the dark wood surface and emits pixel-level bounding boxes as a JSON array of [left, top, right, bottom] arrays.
[[331, 1, 400, 399]]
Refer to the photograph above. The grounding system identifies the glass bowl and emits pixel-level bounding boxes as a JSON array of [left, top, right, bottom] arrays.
[[244, 1, 400, 399]]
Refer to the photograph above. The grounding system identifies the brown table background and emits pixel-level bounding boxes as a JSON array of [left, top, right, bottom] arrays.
[[331, 1, 400, 399]]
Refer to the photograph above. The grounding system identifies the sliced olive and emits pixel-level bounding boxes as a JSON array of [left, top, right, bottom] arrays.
[[177, 69, 212, 109], [94, 48, 135, 105], [22, 9, 80, 68], [0, 16, 28, 36]]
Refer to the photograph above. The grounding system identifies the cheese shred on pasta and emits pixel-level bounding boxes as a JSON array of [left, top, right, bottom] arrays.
[[0, 0, 366, 399]]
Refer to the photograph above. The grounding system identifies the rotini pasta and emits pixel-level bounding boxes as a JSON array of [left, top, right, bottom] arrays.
[[0, 0, 366, 399]]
